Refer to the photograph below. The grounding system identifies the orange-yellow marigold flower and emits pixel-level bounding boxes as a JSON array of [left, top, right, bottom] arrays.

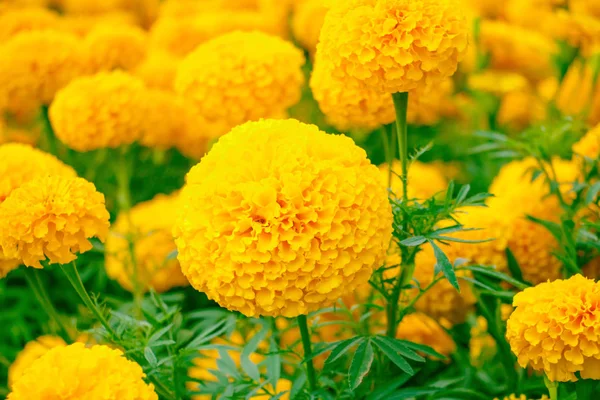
[[506, 275, 600, 382], [573, 124, 600, 160], [8, 335, 67, 388], [556, 59, 600, 126], [105, 192, 188, 293], [0, 176, 110, 268], [0, 7, 60, 42], [175, 31, 305, 137], [291, 0, 328, 54], [396, 313, 456, 358], [50, 71, 147, 151], [84, 24, 148, 72], [8, 343, 157, 400], [134, 50, 179, 90], [317, 0, 469, 93], [174, 119, 393, 317]]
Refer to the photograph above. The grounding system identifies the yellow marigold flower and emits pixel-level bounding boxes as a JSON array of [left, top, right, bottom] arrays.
[[408, 78, 457, 125], [409, 244, 477, 325], [134, 50, 179, 90], [83, 24, 148, 72], [0, 7, 59, 42], [0, 176, 110, 268], [468, 71, 530, 97], [174, 119, 393, 317], [0, 143, 76, 203], [317, 0, 469, 94], [0, 30, 86, 116], [479, 21, 558, 81], [463, 0, 505, 18], [495, 395, 550, 400], [8, 343, 157, 400], [556, 59, 600, 126], [291, 0, 328, 54], [380, 160, 447, 200], [57, 0, 125, 14], [175, 31, 305, 138], [506, 275, 600, 382], [8, 335, 67, 388], [571, 0, 600, 19], [60, 12, 139, 37], [105, 193, 188, 293], [50, 71, 147, 151], [396, 313, 456, 358], [497, 90, 546, 132]]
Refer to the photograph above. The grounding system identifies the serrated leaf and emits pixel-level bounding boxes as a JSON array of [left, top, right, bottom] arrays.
[[429, 240, 460, 291], [323, 336, 364, 369], [144, 347, 157, 366], [396, 340, 445, 359], [455, 184, 470, 205], [465, 265, 530, 290], [148, 324, 173, 344], [348, 340, 374, 390], [372, 336, 424, 362], [400, 236, 427, 246], [505, 247, 525, 283], [371, 338, 415, 375]]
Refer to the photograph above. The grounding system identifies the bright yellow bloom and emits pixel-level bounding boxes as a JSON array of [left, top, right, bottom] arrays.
[[8, 343, 157, 400], [380, 160, 447, 200], [0, 30, 87, 116], [573, 124, 600, 159], [50, 71, 147, 151], [174, 119, 393, 317], [84, 24, 148, 72], [497, 90, 547, 132], [507, 275, 600, 382], [292, 0, 328, 54], [407, 78, 456, 125], [479, 21, 557, 81], [0, 176, 110, 268], [396, 313, 456, 358], [0, 7, 59, 42], [8, 335, 67, 388], [570, 0, 600, 19], [176, 31, 305, 138], [556, 59, 600, 126], [60, 12, 139, 37], [134, 50, 179, 90], [105, 193, 188, 293], [317, 0, 469, 94], [0, 143, 76, 203], [468, 71, 530, 97]]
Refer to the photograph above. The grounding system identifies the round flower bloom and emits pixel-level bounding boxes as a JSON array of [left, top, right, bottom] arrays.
[[105, 193, 188, 293], [0, 7, 60, 42], [0, 30, 87, 116], [380, 160, 447, 200], [291, 0, 329, 54], [8, 343, 157, 400], [506, 275, 600, 382], [175, 31, 305, 137], [468, 71, 530, 97], [134, 50, 179, 90], [60, 12, 139, 37], [49, 71, 147, 151], [497, 89, 546, 131], [407, 78, 456, 125], [83, 24, 148, 72], [573, 124, 600, 159], [0, 143, 76, 203], [8, 335, 67, 388], [0, 176, 110, 268], [174, 119, 393, 317], [317, 0, 469, 94], [396, 313, 456, 358], [556, 59, 600, 126]]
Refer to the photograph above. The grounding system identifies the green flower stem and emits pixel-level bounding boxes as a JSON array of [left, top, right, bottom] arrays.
[[40, 105, 58, 156], [545, 375, 559, 400], [60, 262, 117, 339], [391, 92, 409, 202], [297, 314, 318, 393], [115, 147, 132, 212], [380, 127, 393, 188], [23, 268, 72, 341]]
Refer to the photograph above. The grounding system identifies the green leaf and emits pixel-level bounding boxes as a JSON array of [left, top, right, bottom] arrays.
[[371, 337, 415, 375], [372, 336, 424, 362], [143, 347, 157, 366], [505, 247, 525, 284], [266, 336, 281, 387], [587, 181, 600, 204], [526, 215, 563, 241], [455, 184, 470, 205], [348, 340, 374, 390], [367, 374, 414, 400], [395, 340, 445, 359], [465, 265, 530, 290], [431, 388, 490, 399], [575, 377, 597, 400], [323, 336, 364, 369], [388, 387, 439, 399], [400, 236, 427, 246], [428, 240, 460, 291], [241, 328, 267, 382]]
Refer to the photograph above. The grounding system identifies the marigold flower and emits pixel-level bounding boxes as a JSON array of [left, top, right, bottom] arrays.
[[49, 71, 147, 151], [134, 50, 179, 90], [380, 160, 447, 200], [556, 59, 600, 126], [0, 7, 60, 42], [0, 143, 76, 203], [106, 193, 188, 293], [8, 343, 157, 400], [60, 12, 139, 37], [174, 119, 393, 317], [0, 30, 87, 116], [175, 31, 305, 138], [8, 335, 67, 388], [84, 24, 148, 72], [0, 176, 110, 268], [468, 71, 530, 97], [317, 0, 469, 94], [396, 313, 456, 358], [497, 90, 547, 131], [291, 0, 328, 54], [506, 275, 600, 382], [574, 125, 600, 159]]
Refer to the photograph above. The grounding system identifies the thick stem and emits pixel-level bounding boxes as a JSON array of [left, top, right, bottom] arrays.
[[40, 105, 58, 156], [380, 127, 392, 188], [545, 375, 559, 400], [297, 315, 317, 392], [392, 92, 409, 202], [115, 147, 132, 212], [60, 262, 117, 339], [24, 268, 72, 341]]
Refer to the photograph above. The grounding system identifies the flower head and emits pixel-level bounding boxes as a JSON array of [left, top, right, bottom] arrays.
[[174, 119, 393, 317], [292, 0, 329, 54], [84, 24, 148, 72], [49, 71, 147, 151], [106, 193, 188, 293], [573, 124, 600, 160], [506, 275, 600, 382], [8, 335, 67, 388], [317, 0, 469, 93], [134, 50, 179, 90], [0, 30, 87, 116], [8, 343, 157, 400], [557, 59, 600, 126], [396, 313, 456, 358], [175, 31, 305, 137], [0, 176, 110, 268], [0, 7, 60, 42]]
